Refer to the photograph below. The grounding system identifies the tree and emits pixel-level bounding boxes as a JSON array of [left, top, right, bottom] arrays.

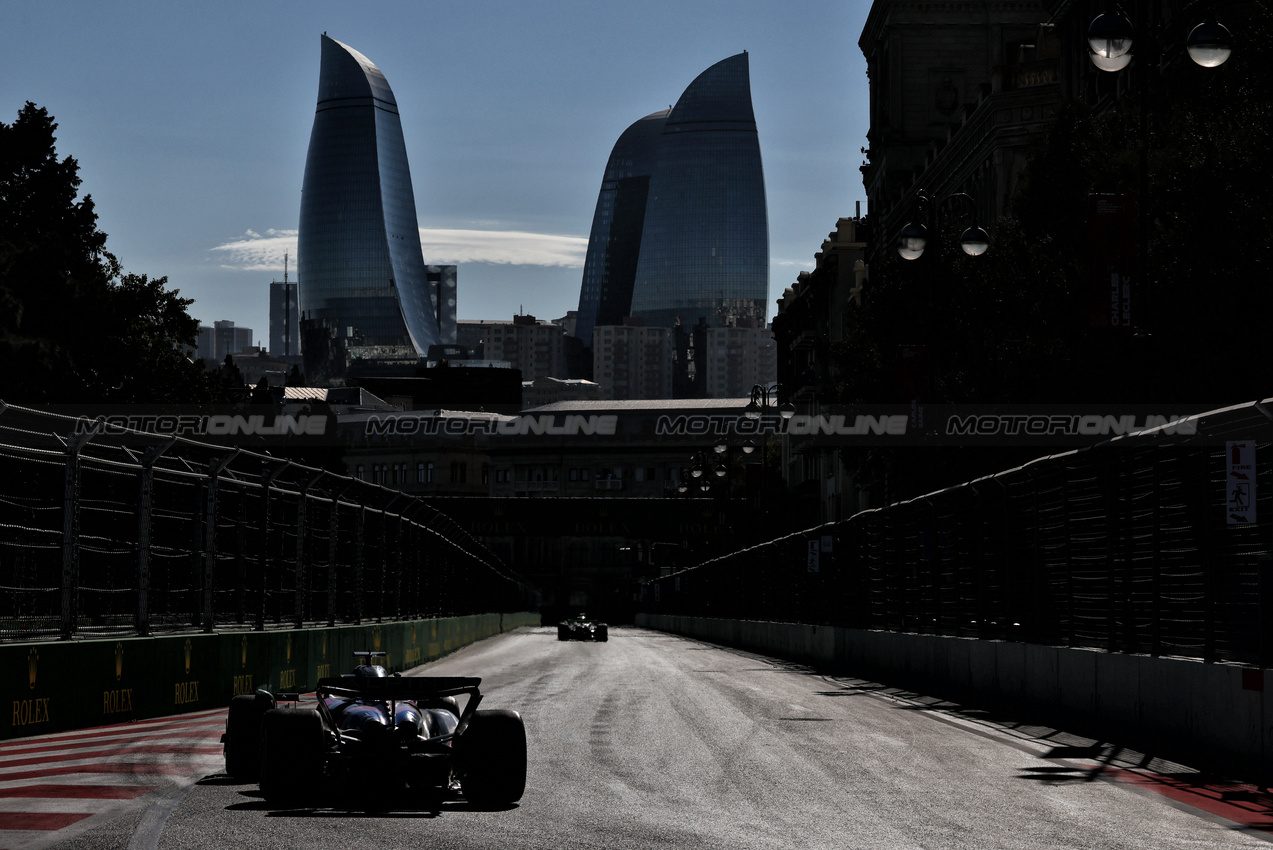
[[0, 102, 215, 404]]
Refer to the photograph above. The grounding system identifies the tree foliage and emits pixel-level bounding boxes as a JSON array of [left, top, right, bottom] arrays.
[[0, 102, 215, 404]]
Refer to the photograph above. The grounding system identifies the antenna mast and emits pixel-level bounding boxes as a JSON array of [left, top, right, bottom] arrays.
[[283, 252, 291, 356]]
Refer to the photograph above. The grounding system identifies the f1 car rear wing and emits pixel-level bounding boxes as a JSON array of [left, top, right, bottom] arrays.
[[314, 676, 482, 702], [315, 675, 485, 738]]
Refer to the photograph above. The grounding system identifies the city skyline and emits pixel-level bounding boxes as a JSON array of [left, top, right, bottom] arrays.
[[1, 1, 871, 348]]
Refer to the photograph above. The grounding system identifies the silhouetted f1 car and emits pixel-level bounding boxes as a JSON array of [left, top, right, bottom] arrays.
[[222, 652, 526, 807], [557, 614, 608, 642]]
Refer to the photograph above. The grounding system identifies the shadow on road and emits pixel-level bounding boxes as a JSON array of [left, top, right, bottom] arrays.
[[222, 786, 521, 818]]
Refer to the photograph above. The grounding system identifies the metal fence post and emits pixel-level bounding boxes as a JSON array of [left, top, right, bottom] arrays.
[[257, 475, 270, 631], [235, 492, 247, 626], [355, 507, 365, 626], [1200, 448, 1217, 663], [379, 510, 388, 623], [204, 451, 238, 633], [294, 472, 324, 629], [60, 426, 96, 641], [328, 497, 340, 628], [136, 437, 175, 637], [257, 460, 290, 631]]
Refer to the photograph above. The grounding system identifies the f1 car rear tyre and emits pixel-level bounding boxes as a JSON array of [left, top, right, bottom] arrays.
[[259, 708, 326, 804], [557, 625, 568, 641], [224, 693, 272, 779], [596, 626, 608, 642], [457, 709, 527, 806]]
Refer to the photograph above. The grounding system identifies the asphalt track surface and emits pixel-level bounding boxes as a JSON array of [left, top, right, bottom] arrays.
[[21, 626, 1273, 849]]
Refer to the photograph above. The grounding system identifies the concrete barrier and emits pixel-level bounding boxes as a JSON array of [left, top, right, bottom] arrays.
[[1, 611, 540, 741], [637, 613, 1269, 778]]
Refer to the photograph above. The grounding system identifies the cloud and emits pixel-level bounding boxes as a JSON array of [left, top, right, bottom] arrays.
[[420, 229, 586, 267], [209, 227, 587, 271], [208, 229, 297, 271]]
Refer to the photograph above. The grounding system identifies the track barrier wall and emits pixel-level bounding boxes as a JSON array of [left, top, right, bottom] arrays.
[[1, 611, 539, 740], [637, 613, 1270, 779]]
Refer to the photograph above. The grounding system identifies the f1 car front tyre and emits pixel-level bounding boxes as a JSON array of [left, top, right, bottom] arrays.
[[224, 693, 273, 779], [258, 708, 326, 804], [457, 709, 527, 806], [557, 625, 568, 641], [596, 626, 608, 642]]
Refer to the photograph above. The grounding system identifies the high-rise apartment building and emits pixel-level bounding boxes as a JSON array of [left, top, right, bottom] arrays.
[[269, 279, 300, 358], [426, 265, 458, 345], [591, 324, 674, 400], [297, 34, 441, 377], [212, 320, 254, 361], [458, 315, 566, 383], [575, 53, 769, 352], [699, 321, 776, 399]]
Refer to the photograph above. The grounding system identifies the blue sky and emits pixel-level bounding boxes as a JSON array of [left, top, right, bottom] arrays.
[[3, 1, 871, 344]]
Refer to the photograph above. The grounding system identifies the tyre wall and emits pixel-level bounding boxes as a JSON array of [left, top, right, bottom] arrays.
[[636, 614, 1271, 779], [1, 611, 540, 741]]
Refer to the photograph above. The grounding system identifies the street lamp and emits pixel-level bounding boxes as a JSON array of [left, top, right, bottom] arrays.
[[1187, 16, 1233, 67], [1084, 1, 1236, 337], [895, 190, 989, 261], [1088, 8, 1134, 71], [744, 383, 796, 421], [678, 453, 717, 496], [1088, 3, 1234, 72]]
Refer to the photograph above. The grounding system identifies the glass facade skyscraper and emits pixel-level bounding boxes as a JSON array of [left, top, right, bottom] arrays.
[[298, 35, 440, 356], [575, 53, 769, 347], [574, 109, 668, 347]]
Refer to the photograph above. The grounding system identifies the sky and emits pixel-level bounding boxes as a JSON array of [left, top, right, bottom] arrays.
[[2, 1, 872, 345]]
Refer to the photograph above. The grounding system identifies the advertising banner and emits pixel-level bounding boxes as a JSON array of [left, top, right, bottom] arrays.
[[1089, 194, 1135, 330]]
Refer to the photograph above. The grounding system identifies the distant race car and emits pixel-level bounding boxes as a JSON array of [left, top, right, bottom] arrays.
[[222, 651, 526, 807], [557, 614, 608, 642]]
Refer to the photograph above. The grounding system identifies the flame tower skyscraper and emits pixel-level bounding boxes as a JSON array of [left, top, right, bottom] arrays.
[[298, 34, 440, 366], [575, 52, 769, 348]]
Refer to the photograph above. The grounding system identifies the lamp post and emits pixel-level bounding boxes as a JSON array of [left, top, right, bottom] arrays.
[[1085, 1, 1236, 338], [741, 384, 795, 516], [1087, 3, 1234, 72], [896, 190, 989, 262], [892, 192, 987, 421], [743, 383, 796, 421]]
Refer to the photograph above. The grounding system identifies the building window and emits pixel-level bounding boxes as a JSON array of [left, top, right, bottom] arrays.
[[451, 462, 467, 484], [482, 463, 490, 485], [417, 462, 426, 484], [426, 462, 435, 484], [356, 464, 365, 481]]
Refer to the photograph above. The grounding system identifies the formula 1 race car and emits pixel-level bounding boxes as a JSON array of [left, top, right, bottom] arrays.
[[557, 614, 608, 642], [222, 652, 526, 807]]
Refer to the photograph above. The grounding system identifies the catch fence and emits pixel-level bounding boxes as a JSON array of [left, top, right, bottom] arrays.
[[643, 399, 1273, 666], [0, 403, 536, 641]]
